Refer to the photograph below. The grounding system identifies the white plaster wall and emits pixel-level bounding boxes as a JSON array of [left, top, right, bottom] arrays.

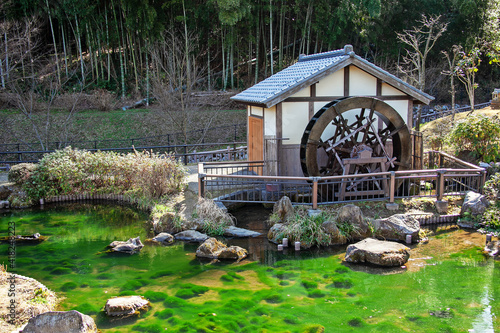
[[291, 86, 310, 97], [282, 102, 309, 144], [264, 106, 276, 136], [250, 106, 264, 117], [350, 66, 377, 95], [381, 83, 405, 96], [384, 100, 410, 124], [316, 69, 344, 96]]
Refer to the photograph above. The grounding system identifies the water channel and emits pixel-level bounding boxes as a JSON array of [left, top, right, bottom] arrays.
[[0, 203, 498, 332]]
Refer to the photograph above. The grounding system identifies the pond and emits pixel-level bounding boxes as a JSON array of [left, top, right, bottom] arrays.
[[0, 203, 498, 332]]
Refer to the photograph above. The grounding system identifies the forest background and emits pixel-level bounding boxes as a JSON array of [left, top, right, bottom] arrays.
[[1, 0, 500, 149]]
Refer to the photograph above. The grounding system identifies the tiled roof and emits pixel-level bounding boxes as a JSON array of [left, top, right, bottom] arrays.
[[231, 49, 349, 106], [231, 45, 434, 108]]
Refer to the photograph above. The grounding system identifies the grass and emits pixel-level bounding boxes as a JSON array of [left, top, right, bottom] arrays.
[[0, 107, 246, 147]]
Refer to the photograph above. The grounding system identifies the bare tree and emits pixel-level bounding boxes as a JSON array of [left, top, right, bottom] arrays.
[[441, 45, 460, 121], [397, 15, 448, 130], [149, 29, 227, 146], [454, 46, 481, 113]]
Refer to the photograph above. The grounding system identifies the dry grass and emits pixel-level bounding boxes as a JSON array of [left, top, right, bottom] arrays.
[[420, 106, 500, 152], [0, 269, 57, 331], [195, 198, 235, 235]]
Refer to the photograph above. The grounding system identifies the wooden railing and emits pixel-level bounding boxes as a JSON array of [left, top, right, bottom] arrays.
[[198, 151, 486, 207]]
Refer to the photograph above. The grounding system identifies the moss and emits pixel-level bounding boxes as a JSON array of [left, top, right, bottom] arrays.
[[301, 280, 318, 289], [175, 283, 209, 299], [348, 318, 364, 327], [144, 290, 167, 302], [164, 296, 188, 308], [302, 324, 325, 333], [149, 270, 174, 279], [220, 274, 234, 282], [329, 278, 353, 289], [307, 289, 326, 298], [50, 267, 72, 275], [121, 279, 149, 291], [284, 314, 299, 324], [96, 273, 113, 280], [132, 323, 163, 333], [73, 303, 99, 315], [154, 308, 174, 319], [60, 282, 78, 291]]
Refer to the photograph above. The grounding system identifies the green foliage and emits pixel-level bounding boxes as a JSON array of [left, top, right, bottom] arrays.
[[447, 115, 500, 162], [277, 212, 332, 248], [23, 147, 186, 201], [484, 172, 500, 200], [479, 203, 500, 233]]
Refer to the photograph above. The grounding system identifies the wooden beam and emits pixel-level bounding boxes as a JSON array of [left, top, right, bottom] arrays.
[[276, 103, 283, 175], [344, 66, 350, 97]]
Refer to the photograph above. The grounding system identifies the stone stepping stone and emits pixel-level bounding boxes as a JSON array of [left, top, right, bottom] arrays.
[[344, 238, 410, 267]]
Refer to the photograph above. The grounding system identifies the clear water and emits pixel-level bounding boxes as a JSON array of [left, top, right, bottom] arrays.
[[1, 203, 498, 333]]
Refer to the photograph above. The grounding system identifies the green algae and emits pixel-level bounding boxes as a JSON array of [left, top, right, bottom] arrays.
[[1, 203, 499, 332]]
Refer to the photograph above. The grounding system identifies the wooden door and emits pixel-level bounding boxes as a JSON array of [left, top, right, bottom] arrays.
[[248, 116, 263, 174]]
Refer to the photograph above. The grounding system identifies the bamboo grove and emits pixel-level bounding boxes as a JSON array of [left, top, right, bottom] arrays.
[[0, 0, 499, 103]]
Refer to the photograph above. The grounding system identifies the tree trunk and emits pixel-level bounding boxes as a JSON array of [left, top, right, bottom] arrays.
[[46, 0, 61, 85]]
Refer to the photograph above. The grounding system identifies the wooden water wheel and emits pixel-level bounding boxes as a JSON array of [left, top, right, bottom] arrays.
[[300, 97, 411, 198]]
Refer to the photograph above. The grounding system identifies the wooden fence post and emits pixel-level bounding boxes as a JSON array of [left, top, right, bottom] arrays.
[[198, 173, 206, 199], [389, 171, 395, 203], [437, 170, 445, 201], [311, 177, 319, 209]]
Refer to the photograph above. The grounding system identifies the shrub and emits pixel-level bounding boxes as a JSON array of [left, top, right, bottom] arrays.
[[23, 147, 186, 201], [447, 114, 500, 163], [484, 172, 500, 200]]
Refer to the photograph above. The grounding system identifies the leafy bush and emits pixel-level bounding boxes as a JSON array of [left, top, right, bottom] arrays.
[[23, 147, 186, 202], [484, 172, 500, 200], [479, 203, 500, 233], [447, 114, 500, 162], [8, 163, 38, 184]]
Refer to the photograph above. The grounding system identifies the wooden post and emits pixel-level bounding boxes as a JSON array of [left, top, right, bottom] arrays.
[[311, 177, 319, 209], [389, 171, 395, 203], [198, 173, 205, 199], [184, 145, 188, 165], [437, 170, 445, 201]]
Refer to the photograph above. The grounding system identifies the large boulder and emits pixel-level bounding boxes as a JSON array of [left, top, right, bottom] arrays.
[[321, 220, 347, 244], [223, 226, 261, 238], [0, 185, 13, 200], [22, 310, 98, 333], [152, 212, 182, 234], [337, 204, 371, 239], [108, 237, 144, 254], [372, 214, 420, 243], [196, 237, 247, 260], [267, 223, 286, 244], [174, 230, 209, 242], [273, 196, 294, 223], [105, 296, 150, 317], [485, 241, 499, 257], [461, 191, 490, 218], [344, 238, 410, 267], [151, 232, 174, 245]]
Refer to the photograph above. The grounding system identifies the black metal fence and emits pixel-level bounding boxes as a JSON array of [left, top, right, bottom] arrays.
[[416, 102, 491, 124], [0, 142, 247, 166], [0, 123, 246, 153]]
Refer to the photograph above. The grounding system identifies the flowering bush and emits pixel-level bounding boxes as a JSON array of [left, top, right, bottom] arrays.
[[24, 147, 186, 201]]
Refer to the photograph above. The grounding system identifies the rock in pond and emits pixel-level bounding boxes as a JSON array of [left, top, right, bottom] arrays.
[[105, 295, 150, 317], [174, 230, 209, 242], [321, 220, 347, 245], [273, 196, 294, 223], [337, 204, 371, 239], [372, 214, 420, 243], [223, 226, 261, 238], [267, 223, 285, 244], [0, 233, 46, 244], [0, 185, 13, 200], [108, 236, 144, 254], [22, 310, 98, 333], [151, 232, 174, 244], [0, 200, 10, 209], [459, 191, 490, 228], [344, 238, 410, 267], [196, 237, 248, 260]]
